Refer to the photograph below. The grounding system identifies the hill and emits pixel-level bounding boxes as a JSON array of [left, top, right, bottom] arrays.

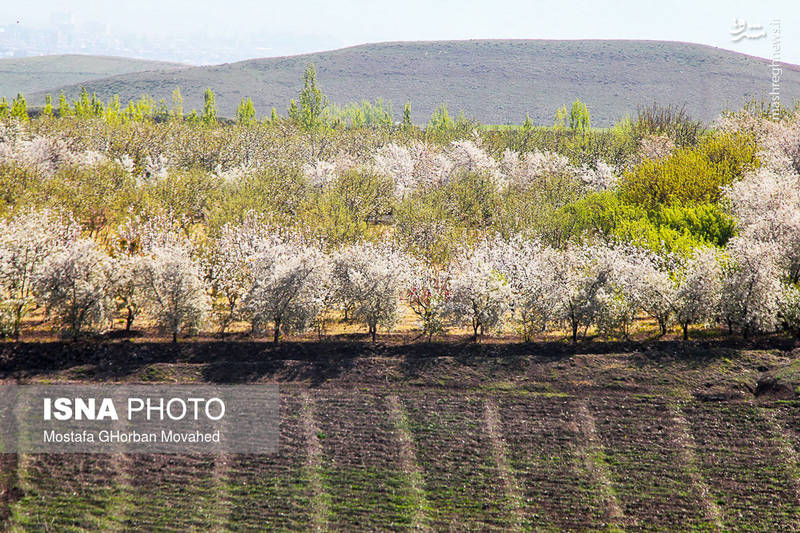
[[2, 338, 800, 530], [0, 54, 186, 100], [24, 40, 800, 126]]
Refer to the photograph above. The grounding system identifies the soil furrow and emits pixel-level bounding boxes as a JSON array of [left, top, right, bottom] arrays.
[[107, 452, 135, 533], [575, 400, 625, 528], [483, 396, 525, 530], [668, 404, 725, 531], [760, 407, 800, 510], [387, 393, 430, 531], [300, 391, 329, 532]]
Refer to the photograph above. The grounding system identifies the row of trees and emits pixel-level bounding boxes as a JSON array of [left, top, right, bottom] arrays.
[[1, 209, 797, 343], [3, 63, 599, 137]]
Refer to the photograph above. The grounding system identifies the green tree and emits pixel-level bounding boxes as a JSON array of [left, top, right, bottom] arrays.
[[10, 93, 28, 121], [554, 105, 568, 130], [73, 88, 92, 118], [522, 112, 533, 131], [171, 87, 184, 120], [402, 101, 412, 129], [202, 88, 217, 125], [289, 63, 328, 131], [236, 97, 257, 125], [569, 99, 591, 133], [104, 95, 121, 124], [270, 107, 279, 123], [90, 92, 104, 117], [57, 91, 71, 118], [428, 103, 453, 132], [42, 94, 53, 117]]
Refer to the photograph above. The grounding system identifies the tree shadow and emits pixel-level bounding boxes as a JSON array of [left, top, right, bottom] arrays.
[[0, 335, 795, 387]]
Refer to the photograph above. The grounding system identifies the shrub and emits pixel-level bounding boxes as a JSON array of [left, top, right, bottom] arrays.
[[620, 133, 759, 208]]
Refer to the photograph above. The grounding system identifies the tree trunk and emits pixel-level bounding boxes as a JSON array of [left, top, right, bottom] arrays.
[[125, 307, 134, 332], [682, 323, 689, 341], [571, 322, 578, 344], [172, 331, 178, 343], [273, 322, 281, 343]]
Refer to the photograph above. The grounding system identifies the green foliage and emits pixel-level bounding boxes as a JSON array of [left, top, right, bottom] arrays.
[[42, 94, 53, 118], [57, 91, 71, 118], [40, 162, 137, 236], [289, 63, 328, 131], [104, 95, 121, 125], [394, 195, 467, 264], [522, 113, 533, 131], [569, 99, 590, 133], [206, 166, 307, 233], [295, 169, 393, 245], [619, 132, 759, 209], [548, 191, 735, 254], [325, 98, 393, 127], [650, 203, 735, 247], [427, 104, 453, 132], [202, 88, 217, 125], [10, 93, 28, 121], [425, 104, 479, 143], [633, 103, 701, 147], [554, 105, 568, 130], [613, 216, 712, 257], [0, 162, 39, 216], [298, 189, 369, 246], [71, 88, 105, 119], [545, 191, 645, 244], [396, 171, 501, 261], [171, 87, 184, 120], [236, 97, 257, 125], [402, 101, 412, 129]]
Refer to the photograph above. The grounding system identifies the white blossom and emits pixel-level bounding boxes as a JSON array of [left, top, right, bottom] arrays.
[[136, 243, 211, 342], [35, 238, 113, 338], [373, 143, 415, 197], [671, 247, 723, 340], [720, 237, 782, 337], [446, 242, 511, 340], [0, 209, 80, 336], [331, 242, 409, 341], [243, 236, 330, 342]]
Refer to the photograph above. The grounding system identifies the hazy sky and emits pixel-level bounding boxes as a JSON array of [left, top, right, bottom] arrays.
[[2, 0, 798, 64]]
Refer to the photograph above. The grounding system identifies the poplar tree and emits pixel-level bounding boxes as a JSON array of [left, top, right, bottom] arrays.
[[569, 99, 591, 133], [42, 94, 53, 117], [58, 91, 71, 117], [171, 87, 183, 120], [236, 97, 256, 125], [10, 93, 28, 121], [202, 88, 217, 125], [402, 101, 412, 129], [289, 63, 327, 131]]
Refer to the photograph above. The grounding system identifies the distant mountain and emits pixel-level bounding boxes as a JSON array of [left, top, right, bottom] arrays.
[[0, 54, 186, 100], [21, 40, 800, 126]]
